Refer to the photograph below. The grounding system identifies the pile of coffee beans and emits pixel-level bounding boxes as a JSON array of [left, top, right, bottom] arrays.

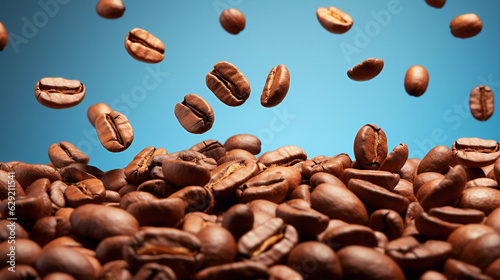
[[0, 1, 499, 280]]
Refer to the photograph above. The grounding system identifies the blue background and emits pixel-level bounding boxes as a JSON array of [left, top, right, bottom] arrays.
[[0, 0, 499, 171]]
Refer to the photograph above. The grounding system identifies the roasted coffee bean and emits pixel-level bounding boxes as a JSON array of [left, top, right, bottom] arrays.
[[369, 209, 404, 240], [238, 217, 298, 266], [450, 13, 482, 38], [13, 163, 61, 188], [379, 143, 409, 173], [338, 245, 405, 280], [485, 258, 500, 279], [311, 183, 368, 224], [470, 85, 494, 121], [120, 190, 157, 209], [261, 64, 290, 108], [276, 199, 329, 237], [0, 22, 7, 51], [194, 261, 268, 280], [405, 65, 429, 97], [137, 179, 177, 198], [36, 246, 95, 280], [30, 216, 71, 247], [190, 140, 226, 161], [206, 159, 259, 200], [105, 190, 121, 203], [100, 169, 127, 191], [287, 241, 343, 280], [417, 145, 452, 174], [224, 134, 261, 155], [95, 111, 134, 152], [59, 163, 103, 183], [127, 197, 185, 227], [124, 147, 167, 183], [348, 179, 409, 213], [95, 235, 133, 264], [258, 145, 307, 167], [169, 186, 214, 213], [417, 165, 466, 211], [321, 224, 378, 250], [290, 184, 311, 202], [309, 172, 346, 188], [460, 232, 500, 271], [98, 260, 132, 280], [0, 179, 52, 222], [347, 58, 384, 81], [182, 212, 217, 235], [87, 102, 112, 127], [457, 187, 500, 215], [443, 258, 492, 280], [0, 220, 28, 242], [415, 212, 462, 240], [175, 93, 215, 134], [35, 77, 86, 109], [413, 172, 444, 195], [386, 236, 453, 271], [399, 158, 420, 183], [123, 227, 203, 278], [429, 206, 484, 225], [302, 156, 345, 179], [64, 178, 106, 207], [219, 8, 245, 35], [125, 28, 165, 63], [342, 168, 400, 191], [206, 61, 251, 106], [222, 204, 254, 240], [452, 137, 500, 168], [425, 0, 446, 8], [465, 177, 498, 190], [237, 168, 289, 204], [393, 179, 417, 203], [486, 207, 500, 232], [353, 124, 388, 169], [0, 169, 24, 200], [316, 6, 353, 34], [268, 265, 303, 280], [0, 265, 40, 279], [447, 224, 496, 258], [197, 226, 236, 267], [44, 272, 77, 280], [48, 142, 89, 168], [420, 270, 447, 280], [162, 159, 210, 188], [0, 239, 41, 269], [96, 0, 125, 19], [132, 263, 177, 280], [70, 204, 139, 240]]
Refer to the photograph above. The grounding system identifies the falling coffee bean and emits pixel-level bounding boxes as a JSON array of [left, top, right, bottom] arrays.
[[35, 77, 86, 109], [347, 58, 384, 81], [470, 85, 494, 121], [261, 64, 290, 108], [405, 65, 429, 97], [96, 0, 125, 19], [95, 111, 134, 152], [316, 6, 354, 34], [87, 103, 112, 127], [125, 28, 165, 63], [0, 22, 7, 51], [206, 61, 251, 106], [174, 94, 215, 134], [450, 13, 482, 39], [219, 8, 246, 35]]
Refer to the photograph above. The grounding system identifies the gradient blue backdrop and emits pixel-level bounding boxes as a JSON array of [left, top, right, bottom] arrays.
[[0, 0, 499, 172]]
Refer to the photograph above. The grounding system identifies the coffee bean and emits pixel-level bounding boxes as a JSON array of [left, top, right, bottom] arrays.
[[460, 232, 500, 271], [197, 226, 236, 267], [457, 187, 500, 215], [59, 163, 102, 183], [29, 216, 71, 247], [316, 6, 353, 34], [443, 259, 492, 280], [302, 155, 346, 179], [98, 260, 131, 280], [182, 212, 217, 235], [347, 58, 384, 81], [236, 168, 289, 204], [417, 145, 453, 174], [162, 158, 210, 188], [219, 8, 245, 35], [405, 65, 429, 97], [267, 265, 303, 280], [95, 111, 134, 152], [429, 206, 484, 225], [206, 61, 251, 106], [290, 184, 311, 202], [322, 224, 378, 250], [342, 168, 400, 191], [207, 159, 259, 200], [124, 147, 167, 184], [276, 199, 329, 237], [13, 163, 63, 189], [36, 246, 95, 280], [338, 245, 405, 280], [261, 64, 290, 108], [399, 158, 420, 183], [87, 103, 112, 127], [175, 94, 215, 134], [353, 124, 388, 169], [450, 13, 482, 38], [48, 141, 89, 169], [64, 178, 106, 207], [413, 172, 444, 195], [194, 261, 268, 280], [452, 137, 500, 168], [258, 145, 307, 167], [447, 224, 496, 258], [96, 0, 125, 19], [125, 28, 165, 63], [470, 85, 494, 121], [35, 77, 85, 109], [127, 197, 185, 227], [0, 22, 7, 51], [100, 168, 127, 191], [120, 191, 158, 209], [415, 212, 462, 239], [133, 263, 177, 280], [309, 172, 346, 188], [465, 177, 499, 189], [379, 143, 409, 173], [95, 235, 134, 264], [425, 0, 446, 8], [416, 165, 466, 211], [486, 207, 500, 232], [190, 140, 226, 161], [485, 259, 500, 279], [369, 209, 404, 240], [0, 239, 41, 269], [348, 179, 409, 213], [0, 170, 24, 200], [222, 204, 254, 240], [169, 186, 214, 214], [287, 241, 343, 280], [224, 134, 262, 155], [0, 220, 28, 242], [44, 272, 78, 280]]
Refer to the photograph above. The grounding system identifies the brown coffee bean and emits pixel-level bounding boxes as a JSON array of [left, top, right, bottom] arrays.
[[413, 172, 444, 195], [417, 165, 466, 211], [353, 124, 388, 169], [35, 77, 86, 109], [98, 260, 131, 280], [162, 158, 210, 188], [137, 179, 177, 198], [379, 143, 409, 173], [429, 206, 484, 225], [197, 226, 236, 267], [405, 65, 429, 97], [123, 227, 203, 278], [43, 272, 77, 280], [219, 8, 245, 35], [96, 0, 125, 19], [13, 163, 61, 188], [417, 145, 452, 174], [95, 235, 133, 264], [287, 241, 343, 280], [415, 212, 462, 240], [169, 186, 214, 214], [347, 58, 384, 81], [70, 204, 139, 240], [465, 177, 498, 190], [0, 170, 24, 200], [127, 197, 184, 227], [258, 145, 307, 167], [276, 199, 329, 237], [0, 239, 41, 269], [190, 140, 226, 161], [95, 111, 134, 152], [131, 263, 176, 280], [369, 209, 404, 240], [0, 220, 28, 242], [100, 168, 127, 191], [0, 179, 52, 222], [224, 134, 261, 155], [457, 187, 500, 215], [48, 142, 89, 169], [175, 94, 215, 134], [238, 217, 298, 266], [64, 178, 106, 207], [125, 28, 165, 63], [0, 22, 7, 51], [450, 13, 482, 38], [182, 212, 217, 235], [124, 147, 166, 184], [194, 261, 268, 280], [302, 156, 345, 179], [36, 246, 95, 280], [486, 207, 500, 232], [443, 258, 492, 280], [322, 224, 378, 250], [261, 64, 290, 108], [316, 6, 353, 34], [309, 172, 346, 188], [461, 232, 500, 271], [87, 103, 112, 127], [59, 163, 103, 184], [342, 168, 400, 191], [485, 258, 500, 279], [30, 216, 71, 247], [399, 158, 420, 183], [206, 61, 251, 106], [237, 168, 289, 204], [453, 137, 500, 168], [447, 224, 497, 258], [348, 179, 409, 213], [268, 265, 303, 280], [311, 183, 368, 224], [338, 245, 405, 280], [470, 85, 494, 121], [386, 236, 453, 271], [290, 184, 311, 202], [221, 204, 254, 240], [207, 159, 259, 200], [425, 0, 446, 8]]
